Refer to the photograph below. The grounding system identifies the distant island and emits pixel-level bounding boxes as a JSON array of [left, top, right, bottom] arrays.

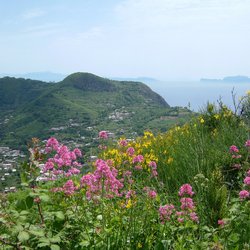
[[200, 75, 250, 83]]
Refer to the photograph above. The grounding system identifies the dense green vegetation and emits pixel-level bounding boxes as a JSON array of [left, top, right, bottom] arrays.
[[0, 73, 192, 151], [0, 92, 249, 249]]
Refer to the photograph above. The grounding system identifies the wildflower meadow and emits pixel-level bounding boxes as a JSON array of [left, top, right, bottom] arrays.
[[0, 93, 250, 249]]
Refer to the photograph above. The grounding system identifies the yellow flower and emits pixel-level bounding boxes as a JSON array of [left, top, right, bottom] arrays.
[[175, 126, 181, 131], [137, 242, 143, 248], [167, 157, 174, 164], [223, 110, 232, 118], [214, 114, 220, 120], [126, 199, 132, 209], [200, 118, 205, 124], [212, 128, 217, 137], [144, 131, 153, 137]]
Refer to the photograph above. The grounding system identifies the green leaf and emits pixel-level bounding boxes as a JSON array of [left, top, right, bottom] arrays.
[[40, 194, 50, 203], [18, 231, 30, 242], [37, 242, 50, 248], [16, 199, 27, 210], [50, 235, 61, 243], [96, 214, 103, 221], [80, 240, 90, 247], [29, 229, 45, 237], [20, 210, 30, 215], [51, 244, 60, 250], [14, 224, 24, 233], [39, 237, 51, 244], [0, 217, 7, 223], [25, 196, 34, 209], [55, 211, 65, 221]]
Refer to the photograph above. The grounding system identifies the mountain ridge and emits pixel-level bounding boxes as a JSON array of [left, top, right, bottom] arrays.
[[0, 72, 193, 151]]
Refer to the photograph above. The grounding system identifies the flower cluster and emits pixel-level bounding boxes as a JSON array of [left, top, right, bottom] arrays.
[[99, 131, 108, 139], [178, 184, 194, 197], [149, 161, 158, 177], [176, 184, 198, 223], [42, 137, 82, 178], [159, 204, 175, 223], [119, 139, 128, 147], [159, 184, 198, 224], [143, 186, 157, 199], [230, 140, 250, 200], [239, 165, 250, 200], [229, 145, 241, 159], [81, 159, 124, 199]]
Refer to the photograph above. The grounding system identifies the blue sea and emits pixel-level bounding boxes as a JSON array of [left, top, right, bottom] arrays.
[[147, 81, 250, 112]]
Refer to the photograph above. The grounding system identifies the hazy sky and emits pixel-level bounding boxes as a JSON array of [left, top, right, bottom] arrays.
[[1, 0, 250, 80]]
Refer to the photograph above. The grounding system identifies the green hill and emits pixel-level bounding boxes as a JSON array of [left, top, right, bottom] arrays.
[[0, 72, 192, 150]]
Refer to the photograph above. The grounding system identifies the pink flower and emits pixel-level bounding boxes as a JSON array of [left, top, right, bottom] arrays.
[[134, 165, 143, 170], [119, 139, 128, 147], [70, 151, 77, 160], [72, 161, 81, 167], [247, 169, 250, 176], [151, 170, 158, 177], [176, 211, 185, 216], [51, 187, 63, 193], [99, 131, 108, 139], [44, 161, 54, 172], [232, 154, 242, 159], [34, 197, 41, 204], [53, 170, 64, 175], [177, 217, 184, 223], [149, 161, 157, 169], [180, 197, 195, 210], [126, 190, 136, 199], [159, 204, 175, 223], [239, 190, 250, 199], [80, 159, 123, 199], [73, 148, 82, 157], [46, 137, 59, 151], [98, 144, 107, 150], [65, 172, 72, 177], [189, 212, 199, 223], [123, 171, 132, 177], [218, 219, 225, 227], [132, 155, 144, 164], [58, 145, 69, 155], [233, 164, 241, 169], [148, 190, 157, 199], [106, 159, 114, 166], [63, 180, 76, 195], [245, 140, 250, 147], [68, 167, 80, 175], [229, 145, 239, 153], [126, 147, 135, 156], [178, 184, 194, 197], [244, 176, 250, 186]]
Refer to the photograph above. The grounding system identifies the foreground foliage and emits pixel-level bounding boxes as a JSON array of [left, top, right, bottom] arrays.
[[0, 94, 250, 249]]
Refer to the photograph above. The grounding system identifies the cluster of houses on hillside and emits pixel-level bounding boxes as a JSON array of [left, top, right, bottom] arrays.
[[50, 119, 83, 132], [108, 107, 133, 122], [0, 146, 25, 193]]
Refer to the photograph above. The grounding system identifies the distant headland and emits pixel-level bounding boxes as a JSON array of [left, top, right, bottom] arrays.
[[200, 75, 250, 83]]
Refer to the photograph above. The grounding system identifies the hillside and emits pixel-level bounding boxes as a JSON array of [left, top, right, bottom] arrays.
[[0, 72, 192, 150]]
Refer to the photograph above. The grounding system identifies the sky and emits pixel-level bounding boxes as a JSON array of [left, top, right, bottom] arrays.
[[0, 0, 250, 80]]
